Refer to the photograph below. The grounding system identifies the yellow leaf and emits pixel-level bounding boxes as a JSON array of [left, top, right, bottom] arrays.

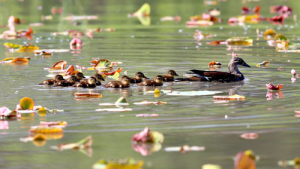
[[131, 3, 150, 17], [20, 97, 34, 110]]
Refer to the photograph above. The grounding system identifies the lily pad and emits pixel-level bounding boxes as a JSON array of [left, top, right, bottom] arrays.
[[226, 37, 253, 45], [93, 158, 143, 169]]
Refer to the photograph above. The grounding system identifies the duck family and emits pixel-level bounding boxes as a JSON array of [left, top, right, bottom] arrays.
[[38, 54, 250, 88]]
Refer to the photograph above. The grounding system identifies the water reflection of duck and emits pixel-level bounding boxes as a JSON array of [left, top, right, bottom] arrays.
[[39, 75, 64, 85], [103, 76, 131, 88], [128, 72, 148, 83], [176, 53, 250, 82], [138, 75, 164, 86]]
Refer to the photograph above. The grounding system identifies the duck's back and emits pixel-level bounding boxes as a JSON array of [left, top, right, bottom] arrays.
[[190, 69, 243, 82]]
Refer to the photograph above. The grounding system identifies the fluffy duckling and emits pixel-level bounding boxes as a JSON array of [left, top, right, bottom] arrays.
[[160, 70, 179, 82], [53, 79, 70, 87], [129, 72, 148, 83], [39, 75, 64, 85], [74, 72, 85, 81], [72, 78, 96, 88], [91, 73, 105, 86], [66, 75, 79, 86], [103, 76, 131, 88], [138, 75, 164, 86]]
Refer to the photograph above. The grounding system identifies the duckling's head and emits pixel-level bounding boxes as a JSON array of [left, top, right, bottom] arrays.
[[120, 76, 131, 85], [167, 70, 179, 77], [75, 72, 85, 80], [120, 75, 130, 81], [88, 77, 96, 85], [54, 75, 64, 81], [68, 75, 78, 83], [94, 73, 105, 81], [135, 72, 147, 79], [154, 75, 164, 83]]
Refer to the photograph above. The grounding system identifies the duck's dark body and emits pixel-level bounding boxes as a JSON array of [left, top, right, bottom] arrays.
[[103, 81, 129, 88], [39, 75, 64, 85], [176, 55, 250, 83], [128, 72, 147, 83], [160, 70, 179, 82]]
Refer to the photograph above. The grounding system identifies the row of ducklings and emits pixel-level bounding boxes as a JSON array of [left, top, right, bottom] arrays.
[[38, 70, 179, 88]]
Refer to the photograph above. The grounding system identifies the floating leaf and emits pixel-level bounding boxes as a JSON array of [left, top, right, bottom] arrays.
[[115, 97, 128, 105], [165, 145, 205, 152], [275, 34, 288, 41], [29, 126, 63, 133], [256, 61, 269, 68], [110, 72, 120, 80], [240, 133, 258, 140], [93, 158, 143, 169], [213, 94, 245, 100], [226, 37, 253, 45], [234, 150, 256, 169], [11, 57, 29, 63], [202, 164, 221, 169], [94, 59, 111, 68], [129, 3, 150, 17], [266, 83, 284, 90], [51, 135, 92, 152], [136, 114, 159, 117], [134, 101, 167, 105], [167, 91, 222, 96], [52, 61, 67, 70], [132, 142, 162, 156], [4, 43, 21, 49], [74, 93, 102, 98], [263, 29, 276, 40], [132, 127, 164, 143], [17, 45, 39, 53], [40, 121, 67, 127], [19, 97, 34, 110], [95, 108, 132, 112]]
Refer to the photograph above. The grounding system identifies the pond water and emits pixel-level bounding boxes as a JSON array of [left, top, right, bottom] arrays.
[[0, 0, 300, 168]]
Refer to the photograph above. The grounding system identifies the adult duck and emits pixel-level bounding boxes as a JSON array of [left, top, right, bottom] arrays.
[[176, 52, 250, 82], [128, 72, 148, 83], [138, 75, 164, 86], [160, 70, 179, 82], [103, 76, 131, 88]]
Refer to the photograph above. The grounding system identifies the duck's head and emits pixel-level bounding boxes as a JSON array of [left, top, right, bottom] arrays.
[[68, 75, 78, 83], [75, 72, 85, 80], [120, 76, 131, 85], [135, 72, 147, 79], [88, 77, 96, 85], [233, 57, 251, 67], [154, 75, 164, 83], [94, 73, 105, 81], [167, 70, 179, 77], [54, 75, 64, 81]]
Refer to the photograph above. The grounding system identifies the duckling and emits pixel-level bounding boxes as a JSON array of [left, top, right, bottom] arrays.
[[103, 76, 131, 88], [66, 75, 79, 86], [138, 75, 164, 86], [91, 73, 105, 86], [53, 79, 70, 87], [39, 75, 64, 85], [128, 72, 148, 83], [160, 70, 179, 82], [74, 72, 85, 81], [72, 78, 96, 88]]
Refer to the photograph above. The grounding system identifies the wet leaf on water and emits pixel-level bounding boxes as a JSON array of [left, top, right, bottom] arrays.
[[213, 95, 245, 100], [202, 164, 221, 169], [165, 145, 205, 152], [3, 42, 21, 49], [133, 100, 167, 105], [52, 61, 67, 70], [51, 135, 92, 155], [93, 158, 143, 169], [266, 83, 284, 90], [19, 97, 34, 110], [263, 29, 276, 40], [128, 3, 150, 17], [132, 142, 162, 156], [40, 121, 67, 127], [275, 34, 288, 41], [234, 150, 256, 169], [226, 37, 253, 45], [95, 108, 132, 112], [256, 61, 269, 68], [17, 45, 39, 53], [167, 91, 222, 96], [132, 127, 164, 143], [240, 133, 258, 139], [136, 114, 159, 117], [74, 93, 102, 98], [29, 126, 63, 133]]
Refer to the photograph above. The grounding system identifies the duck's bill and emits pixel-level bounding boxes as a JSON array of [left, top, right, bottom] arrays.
[[242, 62, 251, 67], [175, 73, 179, 76]]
